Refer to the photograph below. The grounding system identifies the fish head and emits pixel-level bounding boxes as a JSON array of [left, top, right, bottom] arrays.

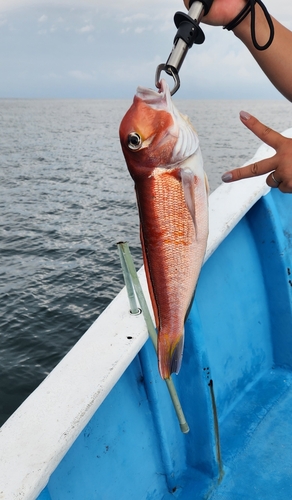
[[119, 80, 200, 180]]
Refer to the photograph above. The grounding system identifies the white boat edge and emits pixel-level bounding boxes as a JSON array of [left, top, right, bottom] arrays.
[[1, 130, 291, 500]]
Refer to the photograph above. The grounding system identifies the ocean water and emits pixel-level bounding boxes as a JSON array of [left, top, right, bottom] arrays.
[[1, 97, 291, 426]]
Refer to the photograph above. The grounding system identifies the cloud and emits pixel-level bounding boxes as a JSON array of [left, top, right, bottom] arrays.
[[178, 24, 282, 98], [68, 70, 96, 81], [0, 0, 176, 15], [134, 25, 152, 34], [0, 17, 8, 26], [38, 14, 47, 23], [0, 0, 291, 99], [121, 13, 150, 24], [77, 24, 94, 33], [0, 0, 290, 17]]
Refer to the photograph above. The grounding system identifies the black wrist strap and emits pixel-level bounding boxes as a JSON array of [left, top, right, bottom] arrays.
[[224, 0, 274, 51]]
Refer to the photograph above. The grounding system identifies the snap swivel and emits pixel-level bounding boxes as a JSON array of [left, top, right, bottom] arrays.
[[155, 0, 214, 95]]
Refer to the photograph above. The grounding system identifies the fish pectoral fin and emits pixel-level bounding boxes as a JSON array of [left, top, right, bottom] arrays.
[[139, 225, 160, 329], [204, 172, 210, 196], [181, 169, 198, 236]]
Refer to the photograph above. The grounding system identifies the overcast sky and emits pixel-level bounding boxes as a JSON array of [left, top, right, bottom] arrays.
[[0, 0, 291, 99]]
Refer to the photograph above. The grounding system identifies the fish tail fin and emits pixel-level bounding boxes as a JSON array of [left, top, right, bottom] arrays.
[[158, 332, 184, 380]]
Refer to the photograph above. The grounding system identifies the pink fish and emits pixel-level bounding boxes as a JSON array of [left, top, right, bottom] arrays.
[[119, 80, 208, 379]]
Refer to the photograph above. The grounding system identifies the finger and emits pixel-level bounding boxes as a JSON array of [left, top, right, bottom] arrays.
[[278, 182, 292, 194], [266, 171, 282, 189], [271, 175, 292, 193], [221, 156, 277, 183], [239, 111, 284, 150]]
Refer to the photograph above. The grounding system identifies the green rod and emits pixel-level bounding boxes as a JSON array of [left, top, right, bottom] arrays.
[[117, 242, 189, 434], [117, 243, 140, 315]]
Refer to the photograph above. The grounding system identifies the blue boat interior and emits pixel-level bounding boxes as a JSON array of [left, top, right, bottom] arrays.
[[38, 189, 292, 500]]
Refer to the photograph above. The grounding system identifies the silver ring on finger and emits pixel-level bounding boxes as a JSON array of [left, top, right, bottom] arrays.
[[271, 172, 281, 187]]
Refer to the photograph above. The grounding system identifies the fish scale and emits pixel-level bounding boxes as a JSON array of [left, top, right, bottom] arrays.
[[138, 170, 196, 307]]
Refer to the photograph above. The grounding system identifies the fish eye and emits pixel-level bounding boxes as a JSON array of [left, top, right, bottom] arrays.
[[127, 132, 142, 151]]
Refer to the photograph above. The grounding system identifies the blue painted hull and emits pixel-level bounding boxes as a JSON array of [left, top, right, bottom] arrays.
[[36, 188, 292, 499]]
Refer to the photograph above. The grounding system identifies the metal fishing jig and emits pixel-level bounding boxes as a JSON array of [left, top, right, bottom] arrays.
[[155, 0, 214, 96]]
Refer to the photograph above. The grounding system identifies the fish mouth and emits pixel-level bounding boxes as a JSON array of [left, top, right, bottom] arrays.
[[136, 80, 199, 163], [136, 79, 173, 113]]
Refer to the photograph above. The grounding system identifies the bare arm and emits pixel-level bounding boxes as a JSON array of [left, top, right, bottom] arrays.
[[233, 7, 292, 102], [183, 0, 292, 192], [183, 1, 292, 101]]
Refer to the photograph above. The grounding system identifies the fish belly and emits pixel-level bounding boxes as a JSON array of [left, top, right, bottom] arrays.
[[135, 168, 208, 379]]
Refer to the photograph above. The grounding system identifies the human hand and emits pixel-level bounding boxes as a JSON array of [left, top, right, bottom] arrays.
[[221, 111, 292, 193], [183, 0, 247, 27]]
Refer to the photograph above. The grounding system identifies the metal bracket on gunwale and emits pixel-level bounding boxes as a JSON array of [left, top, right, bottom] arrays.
[[117, 241, 190, 434]]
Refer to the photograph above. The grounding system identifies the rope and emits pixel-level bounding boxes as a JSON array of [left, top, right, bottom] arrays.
[[224, 0, 274, 51]]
